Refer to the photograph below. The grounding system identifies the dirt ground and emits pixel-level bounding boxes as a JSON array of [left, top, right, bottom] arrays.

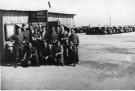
[[1, 32, 135, 90]]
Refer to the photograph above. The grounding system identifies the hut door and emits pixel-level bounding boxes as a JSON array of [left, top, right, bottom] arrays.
[[48, 21, 59, 32]]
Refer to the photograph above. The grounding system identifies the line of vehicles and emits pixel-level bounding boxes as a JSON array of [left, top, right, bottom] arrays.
[[73, 25, 135, 35]]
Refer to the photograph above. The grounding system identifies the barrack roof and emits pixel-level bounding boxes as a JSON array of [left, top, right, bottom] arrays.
[[0, 8, 76, 15]]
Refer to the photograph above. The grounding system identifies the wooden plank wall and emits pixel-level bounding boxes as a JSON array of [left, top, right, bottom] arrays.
[[1, 10, 29, 63], [2, 10, 29, 25], [48, 13, 74, 26], [0, 10, 3, 62]]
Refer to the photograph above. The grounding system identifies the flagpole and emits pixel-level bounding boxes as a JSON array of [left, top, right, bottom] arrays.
[[48, 1, 51, 8]]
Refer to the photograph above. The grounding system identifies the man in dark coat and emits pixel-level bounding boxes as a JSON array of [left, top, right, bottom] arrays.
[[56, 26, 61, 41], [62, 39, 69, 63], [28, 25, 34, 42], [68, 41, 77, 66], [40, 41, 53, 65]]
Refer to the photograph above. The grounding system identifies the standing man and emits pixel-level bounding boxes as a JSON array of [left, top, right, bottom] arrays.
[[21, 24, 30, 56], [29, 25, 34, 42], [41, 26, 46, 40], [63, 39, 69, 63], [59, 26, 69, 45], [49, 27, 58, 45], [38, 23, 43, 35], [69, 29, 80, 64], [8, 27, 28, 68], [32, 27, 42, 62], [56, 26, 61, 41], [22, 24, 30, 41], [32, 27, 42, 53]]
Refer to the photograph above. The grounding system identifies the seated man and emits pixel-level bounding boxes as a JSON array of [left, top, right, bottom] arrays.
[[40, 41, 53, 65], [68, 41, 77, 66], [52, 41, 64, 66], [21, 42, 39, 67]]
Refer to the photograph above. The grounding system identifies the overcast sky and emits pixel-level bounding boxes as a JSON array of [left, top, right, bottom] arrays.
[[0, 0, 135, 26]]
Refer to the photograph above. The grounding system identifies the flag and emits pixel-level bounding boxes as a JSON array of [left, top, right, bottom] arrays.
[[48, 2, 51, 8]]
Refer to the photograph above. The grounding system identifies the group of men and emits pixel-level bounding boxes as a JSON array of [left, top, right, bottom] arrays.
[[9, 24, 80, 68], [82, 26, 135, 35]]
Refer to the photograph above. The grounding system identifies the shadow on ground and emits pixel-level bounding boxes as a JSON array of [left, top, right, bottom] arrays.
[[104, 47, 135, 54], [80, 60, 120, 71], [125, 40, 135, 42], [80, 60, 135, 80], [86, 46, 135, 54]]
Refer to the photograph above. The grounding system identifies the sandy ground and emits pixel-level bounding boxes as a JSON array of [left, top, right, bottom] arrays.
[[1, 32, 135, 90]]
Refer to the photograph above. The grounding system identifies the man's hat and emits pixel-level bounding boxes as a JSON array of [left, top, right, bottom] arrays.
[[38, 23, 42, 25], [42, 26, 46, 28], [43, 40, 47, 42], [15, 25, 21, 30], [22, 24, 26, 27]]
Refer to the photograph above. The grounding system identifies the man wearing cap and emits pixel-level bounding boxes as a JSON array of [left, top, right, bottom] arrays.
[[22, 24, 30, 41], [8, 27, 28, 68], [22, 24, 30, 56]]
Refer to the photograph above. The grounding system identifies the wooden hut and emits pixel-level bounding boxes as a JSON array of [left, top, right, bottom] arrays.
[[0, 9, 76, 63]]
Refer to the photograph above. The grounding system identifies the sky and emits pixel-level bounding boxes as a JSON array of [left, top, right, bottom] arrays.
[[0, 0, 135, 26]]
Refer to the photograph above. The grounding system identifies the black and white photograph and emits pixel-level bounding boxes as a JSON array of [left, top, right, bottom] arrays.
[[0, 0, 135, 90]]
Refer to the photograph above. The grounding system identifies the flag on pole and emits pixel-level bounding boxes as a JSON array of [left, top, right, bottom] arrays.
[[48, 2, 51, 8]]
